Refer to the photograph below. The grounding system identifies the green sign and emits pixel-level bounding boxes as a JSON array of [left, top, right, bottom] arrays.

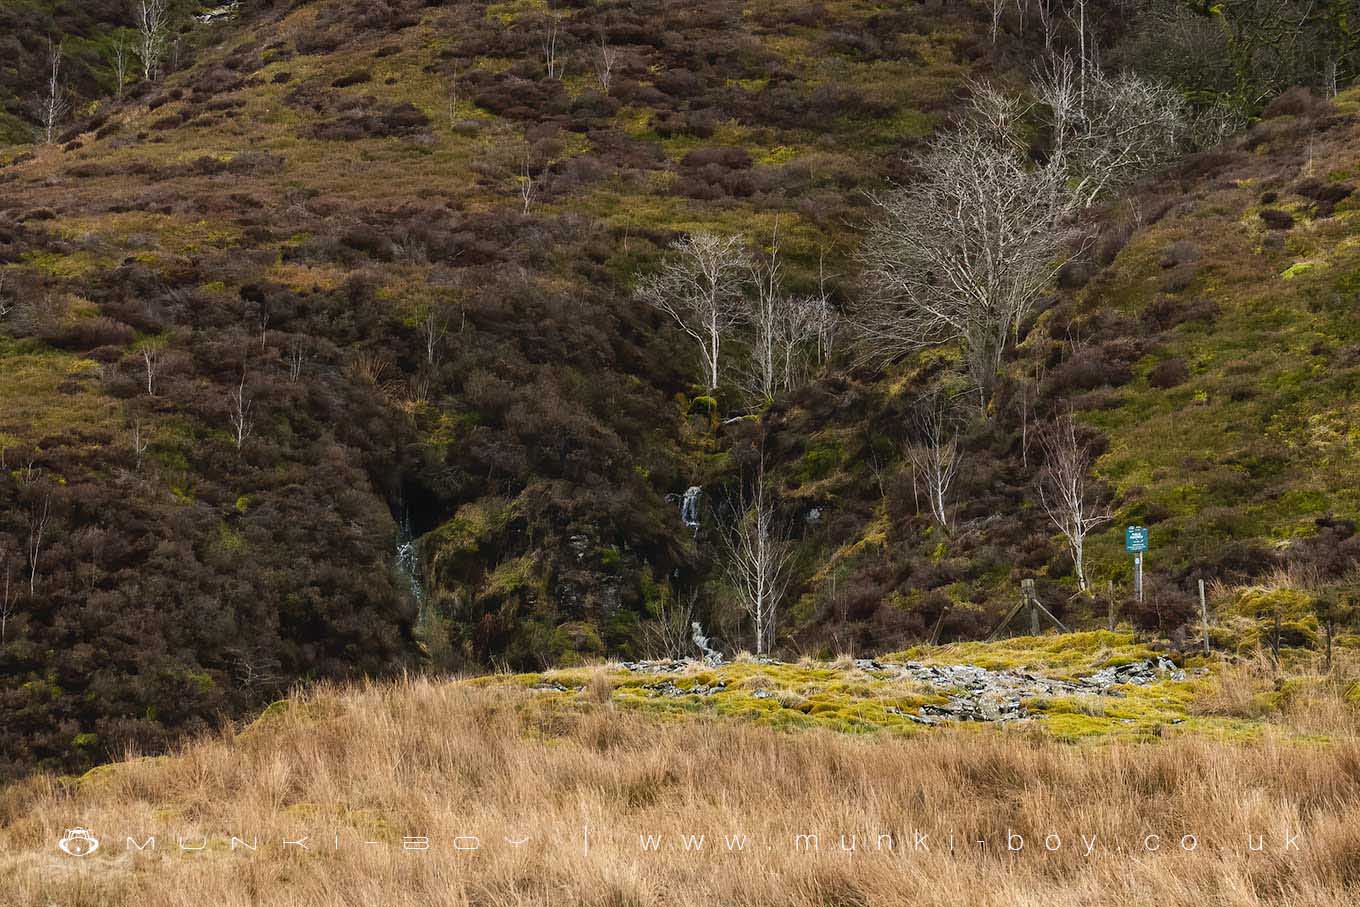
[[1125, 526, 1148, 553]]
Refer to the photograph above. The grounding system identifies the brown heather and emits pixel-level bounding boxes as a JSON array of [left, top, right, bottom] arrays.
[[2, 673, 1359, 907]]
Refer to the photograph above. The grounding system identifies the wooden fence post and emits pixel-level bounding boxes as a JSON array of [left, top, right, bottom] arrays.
[[1199, 579, 1210, 655]]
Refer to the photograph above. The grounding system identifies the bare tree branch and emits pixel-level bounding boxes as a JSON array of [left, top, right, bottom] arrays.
[[35, 39, 68, 145], [1034, 55, 1188, 209], [1036, 409, 1111, 593], [856, 122, 1075, 409], [718, 451, 794, 655], [135, 0, 171, 82], [229, 373, 253, 451], [594, 35, 618, 93], [903, 392, 962, 532], [637, 232, 746, 391]]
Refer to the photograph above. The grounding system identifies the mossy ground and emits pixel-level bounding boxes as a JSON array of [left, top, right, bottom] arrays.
[[480, 630, 1356, 743]]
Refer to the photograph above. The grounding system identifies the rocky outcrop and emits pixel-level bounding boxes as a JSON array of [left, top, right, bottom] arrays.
[[855, 656, 1186, 724]]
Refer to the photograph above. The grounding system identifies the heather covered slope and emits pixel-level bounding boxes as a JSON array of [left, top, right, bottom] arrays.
[[0, 0, 993, 776]]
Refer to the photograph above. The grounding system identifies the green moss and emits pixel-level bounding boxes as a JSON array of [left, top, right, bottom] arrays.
[[486, 554, 538, 596], [215, 522, 247, 554], [426, 499, 511, 582], [798, 438, 843, 482], [889, 630, 1157, 676], [1229, 587, 1320, 649], [551, 622, 605, 665]]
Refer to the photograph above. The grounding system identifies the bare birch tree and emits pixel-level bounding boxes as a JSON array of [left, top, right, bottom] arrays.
[[541, 15, 564, 80], [141, 347, 161, 395], [135, 0, 171, 82], [989, 0, 1008, 44], [743, 228, 784, 404], [1033, 55, 1186, 209], [741, 228, 828, 403], [594, 35, 618, 93], [1031, 0, 1057, 52], [1067, 0, 1091, 100], [130, 418, 151, 470], [645, 588, 697, 660], [904, 392, 962, 531], [0, 549, 16, 642], [26, 493, 51, 596], [229, 374, 253, 451], [286, 337, 308, 381], [1036, 410, 1111, 593], [637, 232, 746, 391], [419, 303, 450, 367], [112, 37, 130, 98], [775, 296, 824, 391], [36, 39, 68, 145], [857, 123, 1072, 409], [806, 254, 839, 367], [518, 144, 538, 214], [719, 454, 793, 655]]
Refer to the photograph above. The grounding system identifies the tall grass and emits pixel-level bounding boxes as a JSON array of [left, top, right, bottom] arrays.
[[2, 675, 1359, 906]]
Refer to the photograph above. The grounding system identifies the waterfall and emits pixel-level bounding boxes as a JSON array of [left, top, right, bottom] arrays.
[[691, 621, 722, 665], [680, 486, 701, 532], [395, 506, 423, 606]]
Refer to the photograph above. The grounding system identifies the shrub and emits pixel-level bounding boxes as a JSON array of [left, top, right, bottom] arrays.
[[1123, 578, 1197, 634], [1045, 347, 1133, 394], [1231, 587, 1319, 650], [1159, 240, 1201, 269], [1157, 265, 1199, 294], [680, 146, 752, 170], [332, 69, 372, 88], [1261, 86, 1320, 119], [1147, 358, 1190, 389], [50, 316, 137, 351], [1143, 296, 1218, 331], [1259, 208, 1294, 230]]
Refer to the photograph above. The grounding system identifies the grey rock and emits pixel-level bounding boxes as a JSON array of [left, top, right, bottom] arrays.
[[642, 679, 727, 698], [528, 681, 581, 693]]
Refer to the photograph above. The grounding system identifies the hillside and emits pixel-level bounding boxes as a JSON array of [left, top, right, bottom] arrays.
[[0, 0, 996, 776], [2, 0, 1360, 781], [774, 88, 1360, 650], [2, 634, 1359, 906]]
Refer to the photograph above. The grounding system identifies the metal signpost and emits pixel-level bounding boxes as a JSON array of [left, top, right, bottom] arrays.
[[1125, 526, 1148, 603]]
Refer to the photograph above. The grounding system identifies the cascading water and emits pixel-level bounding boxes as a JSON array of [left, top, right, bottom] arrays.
[[394, 504, 424, 607], [396, 501, 452, 663], [680, 486, 702, 533], [691, 621, 722, 665]]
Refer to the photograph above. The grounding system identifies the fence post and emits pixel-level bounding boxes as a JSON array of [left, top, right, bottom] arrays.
[[1199, 579, 1210, 655]]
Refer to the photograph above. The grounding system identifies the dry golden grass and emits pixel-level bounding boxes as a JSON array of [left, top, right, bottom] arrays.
[[3, 673, 1360, 906]]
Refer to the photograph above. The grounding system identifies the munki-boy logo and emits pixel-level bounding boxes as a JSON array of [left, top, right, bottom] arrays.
[[57, 828, 100, 857]]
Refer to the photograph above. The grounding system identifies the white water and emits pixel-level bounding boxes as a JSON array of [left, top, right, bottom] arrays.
[[680, 485, 701, 532]]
